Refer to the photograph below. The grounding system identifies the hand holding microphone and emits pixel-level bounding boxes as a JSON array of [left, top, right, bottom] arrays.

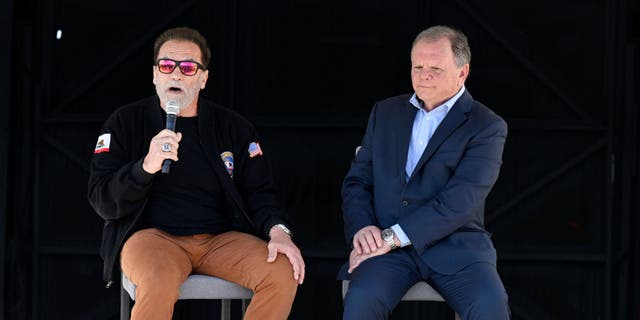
[[142, 101, 182, 174], [161, 100, 180, 173]]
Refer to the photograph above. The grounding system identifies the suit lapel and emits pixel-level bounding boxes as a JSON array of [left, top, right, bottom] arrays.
[[409, 91, 473, 180], [397, 101, 417, 179]]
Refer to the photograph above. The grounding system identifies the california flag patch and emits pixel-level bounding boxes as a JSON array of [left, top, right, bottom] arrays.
[[94, 133, 111, 154]]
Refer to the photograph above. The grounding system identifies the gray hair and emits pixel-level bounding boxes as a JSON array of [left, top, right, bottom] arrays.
[[154, 27, 211, 69], [412, 25, 471, 67]]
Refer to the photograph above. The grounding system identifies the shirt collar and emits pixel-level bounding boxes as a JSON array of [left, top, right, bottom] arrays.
[[409, 85, 466, 113]]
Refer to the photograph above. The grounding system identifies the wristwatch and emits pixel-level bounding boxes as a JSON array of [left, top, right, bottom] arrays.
[[381, 228, 399, 250], [271, 224, 292, 238]]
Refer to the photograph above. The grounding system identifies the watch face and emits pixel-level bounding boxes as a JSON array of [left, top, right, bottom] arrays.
[[382, 228, 393, 240]]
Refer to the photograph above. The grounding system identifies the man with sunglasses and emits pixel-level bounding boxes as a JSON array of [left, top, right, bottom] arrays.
[[88, 27, 303, 320]]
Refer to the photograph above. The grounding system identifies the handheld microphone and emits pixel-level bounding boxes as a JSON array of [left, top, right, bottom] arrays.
[[161, 100, 180, 174]]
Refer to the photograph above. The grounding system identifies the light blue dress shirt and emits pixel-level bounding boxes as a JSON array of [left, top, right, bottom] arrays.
[[391, 86, 466, 247]]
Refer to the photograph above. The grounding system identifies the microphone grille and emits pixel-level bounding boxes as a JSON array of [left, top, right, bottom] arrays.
[[166, 100, 180, 115]]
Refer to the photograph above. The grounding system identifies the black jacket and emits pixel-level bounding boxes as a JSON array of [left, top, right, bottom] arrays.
[[88, 96, 289, 287]]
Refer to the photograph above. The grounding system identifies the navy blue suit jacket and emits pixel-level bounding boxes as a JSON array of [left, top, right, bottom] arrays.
[[341, 90, 507, 276]]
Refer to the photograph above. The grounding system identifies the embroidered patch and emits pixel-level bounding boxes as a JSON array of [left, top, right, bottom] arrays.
[[220, 151, 234, 178], [248, 142, 263, 158], [94, 133, 111, 154]]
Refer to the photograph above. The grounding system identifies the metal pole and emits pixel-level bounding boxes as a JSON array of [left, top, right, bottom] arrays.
[[603, 0, 626, 318], [31, 0, 54, 318], [0, 0, 14, 316]]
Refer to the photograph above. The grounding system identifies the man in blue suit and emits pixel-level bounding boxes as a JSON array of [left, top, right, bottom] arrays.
[[339, 25, 510, 319]]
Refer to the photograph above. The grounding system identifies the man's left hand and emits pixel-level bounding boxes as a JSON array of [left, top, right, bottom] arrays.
[[347, 243, 391, 274], [267, 227, 305, 284]]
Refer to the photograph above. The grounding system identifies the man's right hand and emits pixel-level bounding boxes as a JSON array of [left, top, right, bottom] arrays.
[[142, 129, 182, 174], [352, 225, 383, 255]]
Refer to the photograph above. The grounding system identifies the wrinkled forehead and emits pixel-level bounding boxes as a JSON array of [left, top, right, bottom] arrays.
[[410, 38, 454, 62], [157, 40, 203, 62], [411, 37, 451, 54]]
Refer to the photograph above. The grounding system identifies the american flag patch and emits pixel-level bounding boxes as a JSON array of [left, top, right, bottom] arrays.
[[248, 142, 263, 158], [94, 133, 111, 154]]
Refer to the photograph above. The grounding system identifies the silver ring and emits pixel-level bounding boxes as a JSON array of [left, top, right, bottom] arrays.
[[161, 143, 171, 152]]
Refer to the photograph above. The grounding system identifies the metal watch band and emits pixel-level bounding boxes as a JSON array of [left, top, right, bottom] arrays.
[[272, 223, 292, 238], [383, 228, 398, 250]]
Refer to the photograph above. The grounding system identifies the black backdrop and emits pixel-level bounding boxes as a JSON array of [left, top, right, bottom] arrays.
[[2, 0, 639, 319]]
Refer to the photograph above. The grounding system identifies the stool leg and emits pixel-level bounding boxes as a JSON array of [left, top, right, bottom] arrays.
[[241, 299, 249, 316], [220, 299, 231, 320], [120, 285, 131, 320]]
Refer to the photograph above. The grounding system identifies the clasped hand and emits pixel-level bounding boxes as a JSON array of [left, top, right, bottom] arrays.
[[348, 225, 391, 273]]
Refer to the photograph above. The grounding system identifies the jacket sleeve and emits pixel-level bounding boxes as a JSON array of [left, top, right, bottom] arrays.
[[399, 117, 507, 254], [341, 103, 379, 243], [233, 124, 289, 238], [87, 111, 155, 221]]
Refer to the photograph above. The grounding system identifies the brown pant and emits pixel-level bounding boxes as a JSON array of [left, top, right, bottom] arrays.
[[121, 228, 298, 320]]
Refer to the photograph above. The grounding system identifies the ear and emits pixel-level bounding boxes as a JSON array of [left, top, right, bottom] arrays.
[[458, 64, 470, 84], [152, 66, 157, 85], [200, 69, 210, 89]]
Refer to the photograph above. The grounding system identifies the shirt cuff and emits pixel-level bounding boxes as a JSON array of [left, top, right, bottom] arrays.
[[391, 224, 411, 247]]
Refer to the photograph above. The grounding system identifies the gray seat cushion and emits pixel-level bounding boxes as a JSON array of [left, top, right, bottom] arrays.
[[122, 273, 254, 301], [341, 280, 445, 301]]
